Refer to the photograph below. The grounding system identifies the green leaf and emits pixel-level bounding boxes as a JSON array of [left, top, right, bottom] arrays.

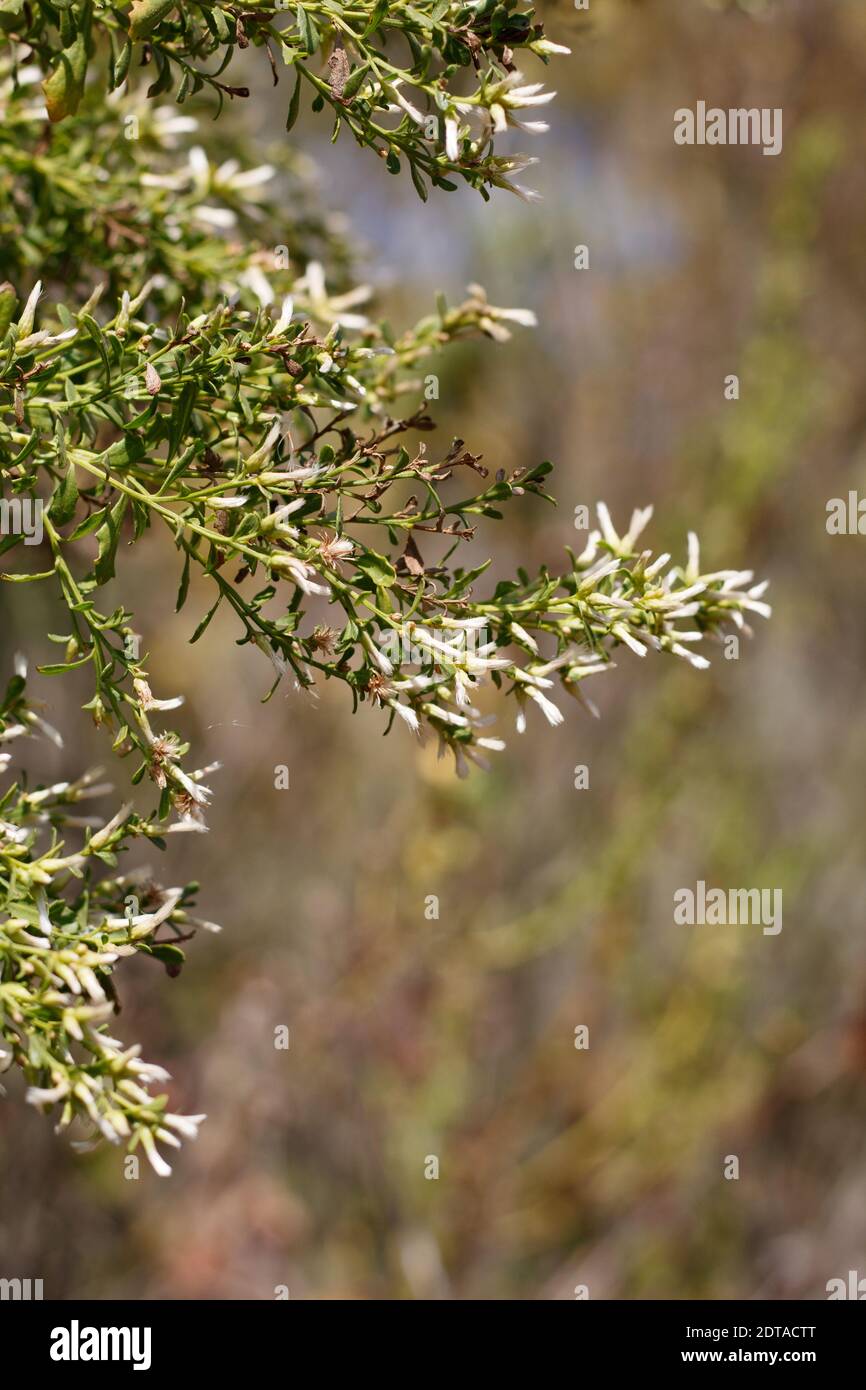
[[0, 282, 16, 337], [363, 0, 388, 38], [285, 69, 302, 132], [112, 39, 132, 89], [190, 594, 222, 643], [450, 558, 491, 596], [68, 507, 107, 542], [296, 4, 320, 54], [104, 433, 146, 471], [410, 162, 429, 201], [341, 62, 371, 102], [93, 495, 129, 586], [354, 549, 397, 587], [80, 312, 111, 380], [128, 0, 176, 41], [175, 550, 191, 613], [42, 29, 89, 122], [51, 459, 78, 527], [37, 653, 94, 675], [143, 942, 186, 974], [167, 381, 196, 461]]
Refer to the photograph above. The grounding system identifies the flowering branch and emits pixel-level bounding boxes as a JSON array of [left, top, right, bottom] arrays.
[[0, 666, 213, 1174], [0, 7, 770, 1166], [1, 0, 569, 199]]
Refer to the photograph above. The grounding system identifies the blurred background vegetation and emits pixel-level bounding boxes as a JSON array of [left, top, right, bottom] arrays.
[[3, 0, 866, 1298]]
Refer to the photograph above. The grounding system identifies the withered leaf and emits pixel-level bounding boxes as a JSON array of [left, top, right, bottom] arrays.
[[398, 534, 426, 577]]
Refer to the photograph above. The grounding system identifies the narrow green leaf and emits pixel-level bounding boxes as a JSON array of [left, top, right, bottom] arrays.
[[51, 459, 79, 527], [285, 69, 302, 132], [93, 495, 128, 586]]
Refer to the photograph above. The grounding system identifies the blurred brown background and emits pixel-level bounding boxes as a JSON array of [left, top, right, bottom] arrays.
[[2, 0, 866, 1298]]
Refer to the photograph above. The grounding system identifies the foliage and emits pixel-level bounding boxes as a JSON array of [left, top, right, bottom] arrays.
[[1, 0, 568, 199], [0, 7, 768, 1172]]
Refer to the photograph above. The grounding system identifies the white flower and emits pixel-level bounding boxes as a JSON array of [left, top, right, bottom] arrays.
[[87, 803, 134, 851], [243, 419, 283, 473], [500, 181, 543, 204], [187, 145, 209, 187], [219, 163, 275, 193], [155, 1128, 182, 1150], [298, 261, 371, 330], [660, 582, 706, 606], [255, 636, 286, 680], [622, 505, 654, 550], [205, 494, 249, 508], [316, 534, 354, 568], [510, 621, 539, 653], [270, 296, 295, 337], [35, 889, 51, 936], [445, 117, 460, 162], [128, 1060, 172, 1084], [0, 818, 27, 843], [502, 81, 557, 111], [596, 501, 619, 548], [578, 557, 620, 592], [575, 529, 601, 566], [18, 280, 42, 337], [441, 616, 488, 631], [141, 172, 187, 191], [739, 595, 772, 620], [171, 767, 213, 806], [686, 530, 701, 582], [239, 265, 274, 306], [134, 678, 184, 712], [193, 206, 237, 230], [140, 1128, 173, 1177], [526, 686, 564, 726], [453, 671, 473, 705], [453, 745, 470, 779], [493, 307, 538, 328], [163, 1112, 207, 1141], [644, 551, 671, 579], [534, 39, 571, 56], [508, 118, 550, 135], [270, 554, 331, 597], [79, 966, 106, 1002], [267, 498, 306, 529], [389, 82, 425, 126], [26, 1078, 69, 1107], [424, 703, 469, 728], [389, 701, 420, 733], [670, 643, 710, 669], [612, 624, 648, 658], [153, 108, 199, 142]]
